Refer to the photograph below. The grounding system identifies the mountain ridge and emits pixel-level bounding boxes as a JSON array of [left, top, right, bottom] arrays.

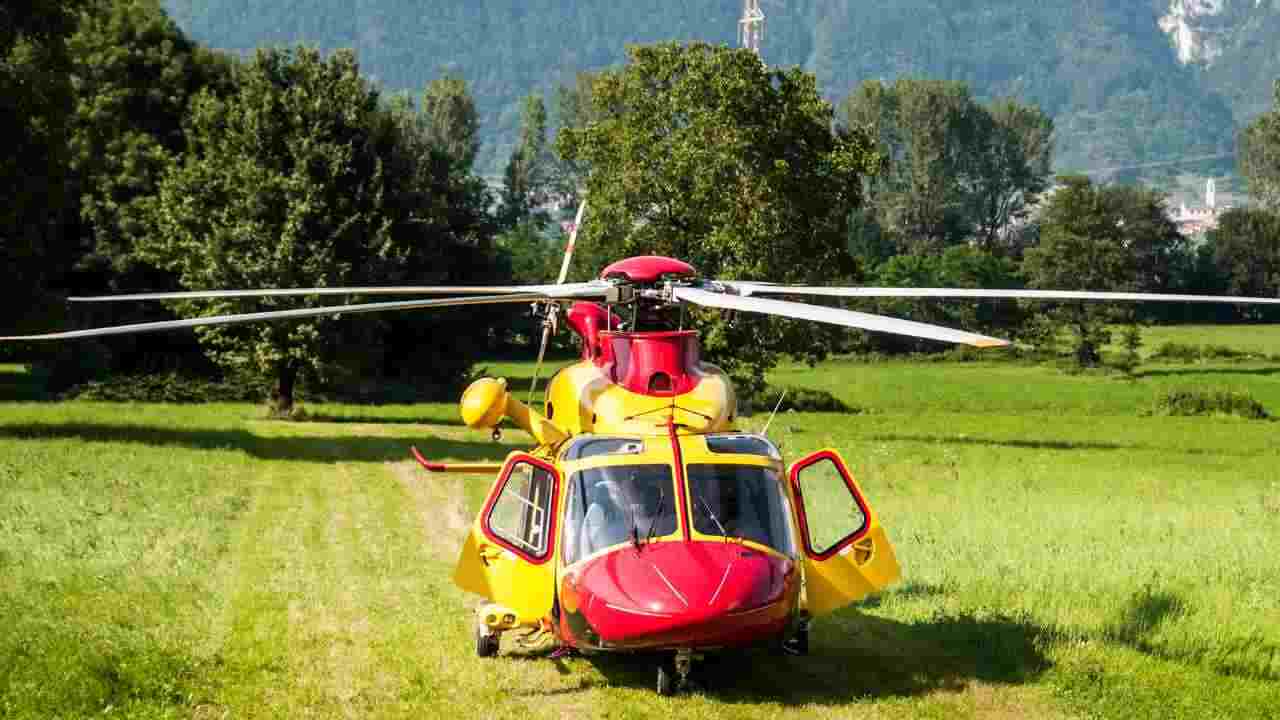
[[161, 1, 1280, 184]]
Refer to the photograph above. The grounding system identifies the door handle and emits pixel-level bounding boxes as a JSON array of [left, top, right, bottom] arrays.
[[478, 544, 503, 566]]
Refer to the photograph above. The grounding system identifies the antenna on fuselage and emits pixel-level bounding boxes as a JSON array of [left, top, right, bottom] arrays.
[[761, 387, 787, 437]]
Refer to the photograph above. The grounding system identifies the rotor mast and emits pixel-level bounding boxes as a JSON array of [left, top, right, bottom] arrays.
[[739, 0, 765, 56]]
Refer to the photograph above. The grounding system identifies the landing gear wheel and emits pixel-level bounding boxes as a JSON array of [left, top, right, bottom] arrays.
[[793, 625, 809, 655], [476, 625, 499, 658], [656, 660, 676, 696], [783, 625, 809, 656]]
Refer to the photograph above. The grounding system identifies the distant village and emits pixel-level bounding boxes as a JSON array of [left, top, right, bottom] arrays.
[[1169, 179, 1225, 237]]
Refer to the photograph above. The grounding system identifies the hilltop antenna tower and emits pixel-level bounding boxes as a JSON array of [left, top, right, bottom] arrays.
[[740, 0, 765, 55]]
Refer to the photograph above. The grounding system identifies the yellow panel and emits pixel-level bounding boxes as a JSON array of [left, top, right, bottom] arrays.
[[543, 360, 737, 436], [452, 453, 560, 625], [803, 526, 900, 615]]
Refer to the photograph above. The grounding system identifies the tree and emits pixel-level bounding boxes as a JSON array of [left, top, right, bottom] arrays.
[[421, 73, 480, 175], [501, 93, 552, 228], [868, 246, 1024, 352], [972, 100, 1054, 253], [1022, 176, 1182, 366], [142, 47, 493, 414], [1212, 208, 1280, 319], [67, 0, 234, 289], [1239, 80, 1280, 211], [557, 43, 881, 394], [0, 0, 82, 334], [842, 80, 1053, 255], [844, 79, 984, 251], [549, 71, 601, 210]]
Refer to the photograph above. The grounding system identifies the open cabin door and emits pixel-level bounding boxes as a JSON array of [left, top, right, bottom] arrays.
[[789, 449, 900, 616], [453, 453, 561, 623]]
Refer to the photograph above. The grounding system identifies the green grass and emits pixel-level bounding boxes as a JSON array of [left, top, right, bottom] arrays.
[[1109, 323, 1280, 358], [2, 350, 1279, 719]]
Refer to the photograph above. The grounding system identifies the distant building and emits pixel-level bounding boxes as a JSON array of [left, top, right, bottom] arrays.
[[1170, 178, 1226, 236]]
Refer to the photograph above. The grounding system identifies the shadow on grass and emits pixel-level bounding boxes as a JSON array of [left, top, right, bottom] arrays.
[[528, 610, 1050, 704], [1103, 587, 1280, 682], [302, 412, 467, 427], [859, 580, 947, 608], [0, 422, 516, 465], [1133, 366, 1280, 379], [868, 432, 1135, 453], [865, 432, 1264, 455]]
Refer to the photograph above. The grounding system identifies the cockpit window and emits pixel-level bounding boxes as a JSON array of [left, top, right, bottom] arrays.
[[562, 437, 645, 461], [687, 464, 796, 556], [562, 464, 675, 565], [705, 434, 781, 460]]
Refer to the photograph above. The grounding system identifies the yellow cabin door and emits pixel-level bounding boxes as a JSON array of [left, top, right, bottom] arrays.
[[789, 449, 900, 616], [453, 453, 561, 623]]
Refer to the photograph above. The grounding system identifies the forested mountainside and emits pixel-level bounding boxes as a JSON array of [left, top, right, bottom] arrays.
[[162, 1, 1280, 180]]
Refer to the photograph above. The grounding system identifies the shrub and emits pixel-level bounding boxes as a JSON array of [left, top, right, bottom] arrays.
[[742, 385, 861, 415], [1149, 342, 1264, 363], [1148, 342, 1203, 362], [1150, 388, 1269, 420]]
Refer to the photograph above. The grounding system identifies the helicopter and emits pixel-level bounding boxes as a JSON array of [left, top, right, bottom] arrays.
[[6, 215, 1280, 695]]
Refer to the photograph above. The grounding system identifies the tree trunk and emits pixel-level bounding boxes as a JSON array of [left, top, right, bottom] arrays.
[[271, 363, 298, 417]]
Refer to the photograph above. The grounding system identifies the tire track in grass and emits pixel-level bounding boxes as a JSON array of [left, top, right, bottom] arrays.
[[209, 459, 300, 717], [388, 457, 624, 719]]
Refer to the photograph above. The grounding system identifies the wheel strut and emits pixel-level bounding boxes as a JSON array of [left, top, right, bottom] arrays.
[[674, 649, 693, 686]]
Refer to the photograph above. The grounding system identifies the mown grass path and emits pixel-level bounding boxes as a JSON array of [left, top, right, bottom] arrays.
[[2, 356, 1278, 719]]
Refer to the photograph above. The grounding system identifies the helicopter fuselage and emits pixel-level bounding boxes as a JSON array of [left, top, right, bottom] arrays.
[[450, 316, 899, 656]]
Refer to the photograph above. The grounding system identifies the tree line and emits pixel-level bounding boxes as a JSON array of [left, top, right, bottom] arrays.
[[4, 2, 1280, 410]]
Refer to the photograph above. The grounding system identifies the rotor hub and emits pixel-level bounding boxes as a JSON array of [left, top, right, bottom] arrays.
[[599, 256, 696, 285]]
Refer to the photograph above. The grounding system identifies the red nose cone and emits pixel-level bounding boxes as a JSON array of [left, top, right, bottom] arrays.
[[561, 542, 798, 651]]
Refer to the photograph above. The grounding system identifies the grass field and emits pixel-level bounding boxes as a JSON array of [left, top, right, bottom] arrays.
[[2, 326, 1279, 719]]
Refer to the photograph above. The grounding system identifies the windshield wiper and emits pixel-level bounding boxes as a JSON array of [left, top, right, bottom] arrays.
[[644, 484, 666, 546], [694, 491, 727, 537], [628, 502, 641, 551]]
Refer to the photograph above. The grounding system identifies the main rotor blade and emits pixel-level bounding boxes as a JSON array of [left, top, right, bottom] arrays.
[[728, 283, 1280, 305], [68, 282, 608, 303], [673, 287, 1009, 348], [531, 199, 588, 403], [555, 200, 587, 284], [1, 293, 550, 342]]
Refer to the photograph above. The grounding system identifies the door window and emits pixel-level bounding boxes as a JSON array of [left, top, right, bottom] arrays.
[[486, 460, 557, 561], [793, 454, 868, 557]]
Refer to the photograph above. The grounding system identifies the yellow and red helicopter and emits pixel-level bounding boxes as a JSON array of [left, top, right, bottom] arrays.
[[7, 222, 1280, 694]]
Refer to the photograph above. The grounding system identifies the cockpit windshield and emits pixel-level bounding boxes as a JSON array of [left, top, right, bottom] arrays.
[[688, 464, 796, 556], [562, 464, 677, 565]]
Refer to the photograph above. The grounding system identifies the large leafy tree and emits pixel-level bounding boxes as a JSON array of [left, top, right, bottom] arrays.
[[1211, 208, 1280, 319], [501, 93, 552, 229], [1022, 176, 1183, 365], [844, 79, 985, 251], [0, 0, 82, 335], [142, 47, 494, 413], [1239, 80, 1280, 211], [842, 79, 1052, 254], [67, 0, 233, 289], [420, 73, 480, 176], [972, 100, 1054, 253], [549, 70, 601, 211], [557, 42, 881, 394]]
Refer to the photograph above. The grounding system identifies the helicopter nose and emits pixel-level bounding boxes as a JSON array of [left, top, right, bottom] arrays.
[[564, 541, 798, 649]]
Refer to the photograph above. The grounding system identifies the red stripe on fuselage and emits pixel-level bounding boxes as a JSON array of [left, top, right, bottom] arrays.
[[667, 417, 692, 540]]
